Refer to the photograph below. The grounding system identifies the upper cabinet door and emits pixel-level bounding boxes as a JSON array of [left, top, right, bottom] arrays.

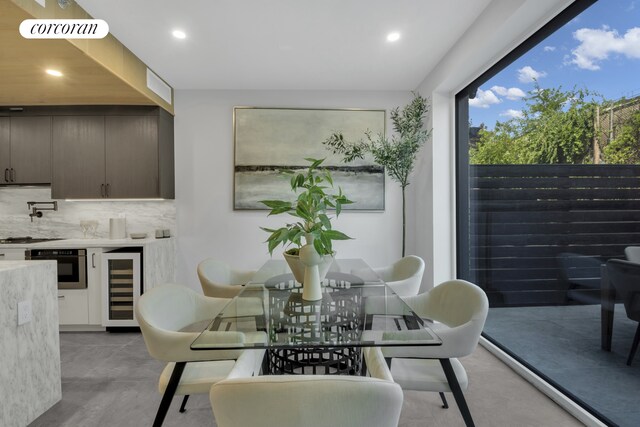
[[52, 116, 106, 199], [10, 116, 52, 184], [105, 116, 159, 198], [0, 118, 10, 183]]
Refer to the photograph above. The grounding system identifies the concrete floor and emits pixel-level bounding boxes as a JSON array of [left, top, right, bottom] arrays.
[[30, 332, 584, 427], [485, 304, 640, 427]]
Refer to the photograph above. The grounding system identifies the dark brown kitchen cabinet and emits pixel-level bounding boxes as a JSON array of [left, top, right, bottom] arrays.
[[51, 107, 174, 199], [52, 116, 106, 198], [105, 116, 159, 198], [1, 116, 52, 184]]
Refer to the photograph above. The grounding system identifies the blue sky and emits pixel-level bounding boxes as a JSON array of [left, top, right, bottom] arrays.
[[470, 0, 640, 130]]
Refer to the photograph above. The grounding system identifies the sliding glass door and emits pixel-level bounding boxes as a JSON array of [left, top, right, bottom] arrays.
[[456, 1, 640, 425]]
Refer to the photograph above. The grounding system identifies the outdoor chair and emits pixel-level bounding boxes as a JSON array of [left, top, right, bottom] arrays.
[[625, 246, 640, 263], [557, 252, 603, 305], [605, 259, 640, 365]]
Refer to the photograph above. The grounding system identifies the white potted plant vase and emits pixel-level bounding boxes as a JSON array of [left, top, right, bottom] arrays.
[[283, 250, 334, 285], [299, 234, 323, 301]]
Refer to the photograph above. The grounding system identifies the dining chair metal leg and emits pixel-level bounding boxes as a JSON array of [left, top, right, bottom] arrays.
[[384, 357, 392, 368], [178, 395, 189, 413], [360, 349, 368, 376], [627, 324, 640, 366], [439, 392, 449, 409], [439, 358, 475, 427], [153, 361, 186, 427]]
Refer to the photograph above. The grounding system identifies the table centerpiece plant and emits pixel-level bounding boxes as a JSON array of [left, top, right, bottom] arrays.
[[260, 157, 353, 300]]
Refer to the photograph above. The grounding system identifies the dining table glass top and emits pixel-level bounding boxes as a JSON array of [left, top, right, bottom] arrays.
[[190, 259, 441, 351]]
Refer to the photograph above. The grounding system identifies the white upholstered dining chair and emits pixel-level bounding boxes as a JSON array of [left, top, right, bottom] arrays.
[[373, 255, 425, 296], [197, 258, 255, 298], [136, 284, 265, 427], [365, 279, 488, 427], [210, 343, 403, 427]]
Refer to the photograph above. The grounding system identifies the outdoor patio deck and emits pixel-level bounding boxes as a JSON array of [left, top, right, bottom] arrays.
[[485, 304, 640, 426]]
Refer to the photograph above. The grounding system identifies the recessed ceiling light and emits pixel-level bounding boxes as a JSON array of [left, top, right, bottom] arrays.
[[387, 32, 401, 42], [45, 69, 63, 77], [172, 30, 186, 39]]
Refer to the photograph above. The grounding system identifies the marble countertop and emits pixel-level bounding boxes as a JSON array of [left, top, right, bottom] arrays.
[[0, 260, 54, 271], [0, 237, 173, 249]]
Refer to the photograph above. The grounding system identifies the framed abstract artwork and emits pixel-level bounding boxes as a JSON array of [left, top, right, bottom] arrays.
[[233, 107, 386, 210]]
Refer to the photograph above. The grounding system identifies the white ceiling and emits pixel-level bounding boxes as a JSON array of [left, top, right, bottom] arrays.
[[75, 0, 493, 91]]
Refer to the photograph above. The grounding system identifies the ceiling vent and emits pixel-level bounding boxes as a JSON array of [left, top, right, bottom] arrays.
[[146, 68, 172, 105]]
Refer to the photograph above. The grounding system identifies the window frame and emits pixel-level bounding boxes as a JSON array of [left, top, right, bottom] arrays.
[[453, 0, 620, 424]]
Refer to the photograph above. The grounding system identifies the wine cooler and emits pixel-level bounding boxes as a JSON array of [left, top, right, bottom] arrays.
[[102, 251, 141, 327]]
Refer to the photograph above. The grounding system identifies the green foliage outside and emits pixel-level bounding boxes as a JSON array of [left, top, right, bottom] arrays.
[[603, 109, 640, 164], [470, 83, 600, 164]]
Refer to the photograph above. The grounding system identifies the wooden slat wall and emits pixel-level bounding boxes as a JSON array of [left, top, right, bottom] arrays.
[[469, 164, 640, 307]]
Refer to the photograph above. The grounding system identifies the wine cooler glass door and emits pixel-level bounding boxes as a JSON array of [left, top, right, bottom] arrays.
[[102, 252, 141, 326]]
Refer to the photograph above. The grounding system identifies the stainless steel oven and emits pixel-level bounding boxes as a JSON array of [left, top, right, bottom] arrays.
[[26, 249, 87, 289]]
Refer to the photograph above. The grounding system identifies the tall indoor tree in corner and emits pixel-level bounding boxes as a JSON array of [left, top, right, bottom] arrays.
[[323, 94, 431, 257]]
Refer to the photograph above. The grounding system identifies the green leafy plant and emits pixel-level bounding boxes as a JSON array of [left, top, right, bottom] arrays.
[[260, 158, 353, 256], [470, 83, 600, 165], [323, 94, 431, 257], [603, 109, 640, 164]]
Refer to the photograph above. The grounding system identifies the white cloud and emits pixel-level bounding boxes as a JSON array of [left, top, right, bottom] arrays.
[[500, 109, 523, 119], [518, 66, 547, 83], [570, 26, 640, 70], [490, 85, 526, 100], [543, 46, 556, 52], [469, 89, 501, 108]]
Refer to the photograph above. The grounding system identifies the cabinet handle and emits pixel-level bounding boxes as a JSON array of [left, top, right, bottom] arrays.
[[92, 253, 96, 268], [3, 168, 8, 182], [58, 295, 65, 299], [10, 168, 15, 182], [0, 253, 5, 257], [106, 183, 110, 197], [101, 184, 105, 198]]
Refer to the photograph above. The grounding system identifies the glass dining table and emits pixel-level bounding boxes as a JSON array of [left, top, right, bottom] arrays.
[[191, 258, 441, 375]]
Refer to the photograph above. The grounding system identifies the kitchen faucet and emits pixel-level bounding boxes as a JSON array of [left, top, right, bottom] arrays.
[[27, 201, 58, 222]]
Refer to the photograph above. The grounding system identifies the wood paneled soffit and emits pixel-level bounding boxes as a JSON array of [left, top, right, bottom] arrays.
[[1, 0, 173, 114]]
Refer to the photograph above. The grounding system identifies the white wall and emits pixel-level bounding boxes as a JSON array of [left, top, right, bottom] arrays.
[[174, 90, 412, 289], [410, 0, 574, 289]]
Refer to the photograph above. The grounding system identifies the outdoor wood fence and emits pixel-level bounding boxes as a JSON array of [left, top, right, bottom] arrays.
[[469, 164, 640, 306]]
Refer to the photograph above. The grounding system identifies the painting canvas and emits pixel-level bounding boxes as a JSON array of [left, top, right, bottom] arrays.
[[234, 107, 386, 210]]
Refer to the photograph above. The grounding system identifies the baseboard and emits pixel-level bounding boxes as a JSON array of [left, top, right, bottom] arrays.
[[106, 326, 141, 333], [479, 337, 607, 427], [59, 325, 106, 332]]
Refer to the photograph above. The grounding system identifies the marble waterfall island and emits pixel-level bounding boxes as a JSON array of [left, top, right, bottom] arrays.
[[0, 261, 61, 427]]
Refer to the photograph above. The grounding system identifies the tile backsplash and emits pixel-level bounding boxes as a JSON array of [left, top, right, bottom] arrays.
[[0, 187, 176, 239]]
